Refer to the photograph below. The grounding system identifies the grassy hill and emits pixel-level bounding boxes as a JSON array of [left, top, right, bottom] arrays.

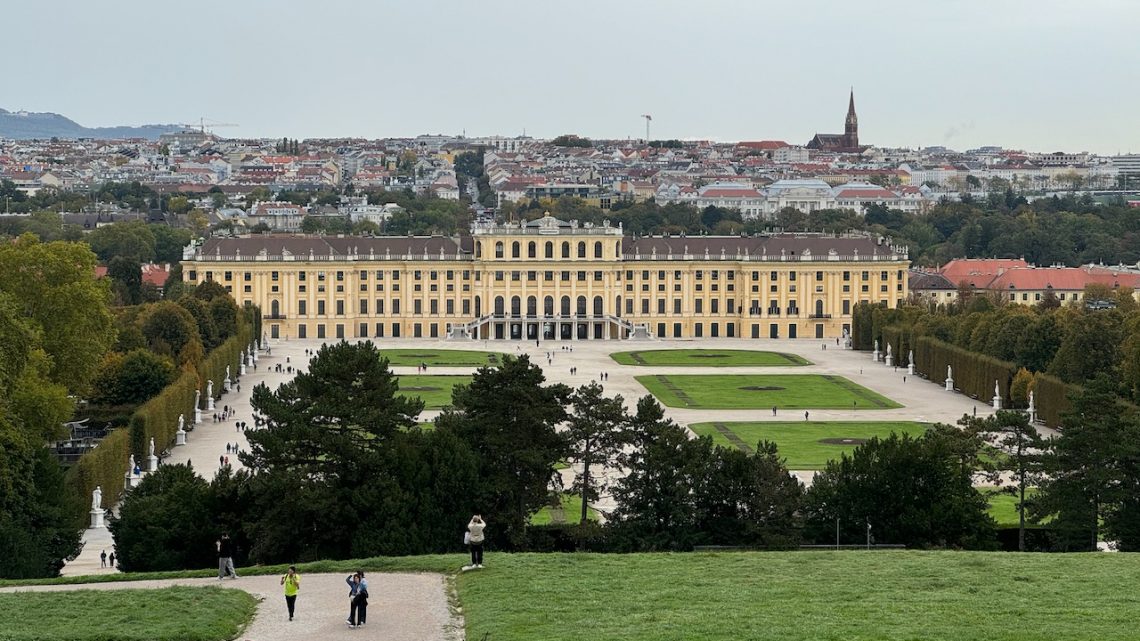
[[6, 551, 1140, 640]]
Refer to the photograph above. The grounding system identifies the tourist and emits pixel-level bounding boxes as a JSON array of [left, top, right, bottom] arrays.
[[219, 455, 224, 467], [467, 514, 486, 569], [100, 550, 107, 568], [217, 533, 238, 579], [804, 411, 810, 421], [772, 406, 777, 416], [108, 552, 115, 568], [346, 572, 368, 627], [281, 565, 301, 621]]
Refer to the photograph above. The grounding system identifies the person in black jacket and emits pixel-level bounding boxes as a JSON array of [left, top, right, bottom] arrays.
[[217, 533, 238, 579]]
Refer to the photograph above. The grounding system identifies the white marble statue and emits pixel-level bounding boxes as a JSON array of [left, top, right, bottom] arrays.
[[178, 414, 185, 432], [874, 339, 879, 352], [908, 349, 914, 363], [947, 365, 953, 379], [207, 380, 214, 398], [149, 437, 155, 457], [128, 454, 137, 474], [995, 380, 1000, 397], [225, 365, 231, 381], [886, 343, 892, 356], [195, 389, 201, 409], [92, 485, 102, 510], [1029, 390, 1035, 408]]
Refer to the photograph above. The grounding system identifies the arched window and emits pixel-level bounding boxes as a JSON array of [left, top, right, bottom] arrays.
[[528, 241, 536, 258], [576, 296, 587, 316], [560, 296, 571, 316], [615, 241, 621, 257], [593, 295, 603, 316], [494, 296, 504, 315], [271, 300, 280, 317], [545, 241, 554, 259], [815, 300, 824, 317], [476, 242, 483, 258], [577, 242, 586, 258], [495, 242, 504, 258], [615, 295, 622, 317], [594, 241, 603, 258], [544, 296, 554, 316], [512, 241, 520, 258], [562, 241, 570, 258], [475, 296, 482, 317], [527, 296, 537, 316], [511, 296, 521, 316]]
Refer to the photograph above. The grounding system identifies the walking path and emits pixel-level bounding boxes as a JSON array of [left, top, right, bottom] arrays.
[[0, 572, 457, 641]]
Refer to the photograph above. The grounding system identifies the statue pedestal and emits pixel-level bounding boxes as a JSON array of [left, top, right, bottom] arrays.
[[147, 455, 159, 473], [124, 472, 138, 489], [945, 377, 954, 391], [194, 408, 202, 425], [89, 509, 105, 529], [176, 430, 187, 446], [908, 363, 915, 375], [992, 395, 1002, 411], [872, 349, 880, 362], [223, 378, 232, 393], [240, 363, 247, 377], [207, 397, 215, 411], [885, 355, 894, 367]]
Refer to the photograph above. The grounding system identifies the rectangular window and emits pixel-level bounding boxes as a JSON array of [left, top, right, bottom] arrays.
[[375, 323, 384, 337], [360, 300, 368, 314], [842, 300, 851, 314], [336, 300, 344, 316], [430, 300, 439, 314], [377, 299, 385, 314], [711, 299, 719, 314], [843, 271, 850, 281], [392, 323, 400, 338], [695, 323, 703, 338], [594, 271, 603, 281], [770, 271, 778, 281], [625, 299, 633, 314], [674, 299, 682, 314], [695, 299, 703, 313], [336, 271, 344, 281], [789, 272, 796, 281], [446, 300, 454, 314], [816, 271, 823, 281], [317, 324, 326, 339], [298, 300, 307, 315], [298, 324, 307, 339], [658, 299, 666, 314], [317, 300, 326, 316], [360, 271, 368, 280], [462, 299, 470, 314], [414, 300, 422, 314], [298, 271, 306, 282], [392, 299, 401, 314]]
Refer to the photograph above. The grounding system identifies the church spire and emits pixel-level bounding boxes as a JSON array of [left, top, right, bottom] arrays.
[[844, 87, 858, 149], [848, 87, 856, 117]]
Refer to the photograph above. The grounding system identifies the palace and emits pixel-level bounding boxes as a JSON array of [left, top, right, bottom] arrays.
[[182, 213, 909, 342]]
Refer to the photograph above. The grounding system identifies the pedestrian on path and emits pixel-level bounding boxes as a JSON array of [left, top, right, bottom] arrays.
[[467, 514, 486, 568], [772, 406, 777, 416], [100, 550, 107, 568], [281, 565, 300, 621], [346, 572, 368, 627], [108, 552, 115, 568], [804, 411, 810, 421], [217, 533, 238, 579]]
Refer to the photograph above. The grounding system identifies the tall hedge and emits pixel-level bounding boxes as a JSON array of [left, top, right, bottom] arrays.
[[1034, 373, 1078, 428], [880, 324, 914, 366], [197, 317, 253, 404], [914, 336, 1017, 406], [66, 426, 131, 511], [128, 369, 198, 460]]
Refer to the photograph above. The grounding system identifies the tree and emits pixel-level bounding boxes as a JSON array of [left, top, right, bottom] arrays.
[[208, 296, 240, 343], [565, 383, 629, 524], [166, 196, 193, 216], [1048, 308, 1122, 383], [804, 430, 996, 549], [610, 397, 709, 550], [107, 256, 142, 305], [193, 280, 228, 302], [150, 225, 192, 264], [0, 235, 116, 393], [109, 464, 217, 572], [139, 301, 202, 363], [1009, 368, 1035, 408], [965, 411, 1047, 551], [86, 221, 157, 263], [1033, 375, 1140, 550], [693, 441, 803, 548], [436, 355, 571, 547], [551, 134, 592, 148], [90, 349, 175, 407], [177, 295, 219, 350]]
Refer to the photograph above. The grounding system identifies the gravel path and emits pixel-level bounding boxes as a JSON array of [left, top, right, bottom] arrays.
[[0, 572, 459, 641]]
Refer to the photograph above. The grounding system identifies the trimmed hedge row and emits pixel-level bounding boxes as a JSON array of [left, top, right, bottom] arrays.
[[914, 336, 1017, 406], [67, 307, 261, 507], [1034, 373, 1078, 428], [65, 426, 131, 507], [880, 325, 913, 366]]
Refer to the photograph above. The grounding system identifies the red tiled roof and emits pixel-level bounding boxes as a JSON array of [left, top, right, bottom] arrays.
[[737, 141, 789, 150], [835, 188, 898, 199], [988, 267, 1140, 291], [701, 188, 761, 198], [939, 258, 1029, 286]]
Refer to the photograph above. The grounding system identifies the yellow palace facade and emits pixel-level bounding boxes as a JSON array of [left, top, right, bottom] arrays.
[[182, 214, 909, 342]]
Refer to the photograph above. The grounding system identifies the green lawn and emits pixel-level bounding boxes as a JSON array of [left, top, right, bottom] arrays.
[[378, 349, 501, 367], [637, 374, 902, 409], [455, 552, 1140, 641], [985, 487, 1043, 527], [610, 349, 810, 367], [396, 375, 472, 409], [531, 493, 601, 525], [689, 421, 928, 469], [0, 586, 256, 641], [11, 552, 1140, 640]]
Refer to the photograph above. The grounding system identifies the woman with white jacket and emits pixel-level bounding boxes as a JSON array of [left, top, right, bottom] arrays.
[[467, 514, 486, 568]]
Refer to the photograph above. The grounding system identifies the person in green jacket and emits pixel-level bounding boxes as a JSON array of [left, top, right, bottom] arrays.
[[281, 566, 300, 621]]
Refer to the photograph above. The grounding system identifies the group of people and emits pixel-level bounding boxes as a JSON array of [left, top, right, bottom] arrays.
[[99, 549, 115, 568]]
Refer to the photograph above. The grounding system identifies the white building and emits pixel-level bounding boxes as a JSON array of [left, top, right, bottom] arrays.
[[248, 201, 304, 232], [759, 179, 837, 217]]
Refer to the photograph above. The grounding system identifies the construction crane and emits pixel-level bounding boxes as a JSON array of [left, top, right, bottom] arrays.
[[641, 114, 652, 142], [179, 118, 239, 135]]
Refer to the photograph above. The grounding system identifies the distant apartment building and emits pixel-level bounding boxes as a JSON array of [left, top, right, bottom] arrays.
[[248, 201, 305, 232]]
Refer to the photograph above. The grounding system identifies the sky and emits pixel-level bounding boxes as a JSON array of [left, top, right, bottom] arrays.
[[3, 0, 1139, 154]]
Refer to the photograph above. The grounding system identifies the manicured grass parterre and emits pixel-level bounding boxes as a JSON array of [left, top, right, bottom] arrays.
[[396, 374, 472, 409], [637, 374, 902, 409], [456, 551, 1140, 641], [689, 421, 928, 469], [378, 349, 501, 367], [530, 493, 601, 525], [610, 349, 810, 367], [985, 487, 1043, 527], [0, 586, 256, 641]]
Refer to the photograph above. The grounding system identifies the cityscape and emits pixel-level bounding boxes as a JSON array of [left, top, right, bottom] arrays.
[[3, 2, 1140, 641]]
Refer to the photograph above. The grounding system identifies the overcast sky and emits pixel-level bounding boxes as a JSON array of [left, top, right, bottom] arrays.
[[4, 0, 1138, 153]]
